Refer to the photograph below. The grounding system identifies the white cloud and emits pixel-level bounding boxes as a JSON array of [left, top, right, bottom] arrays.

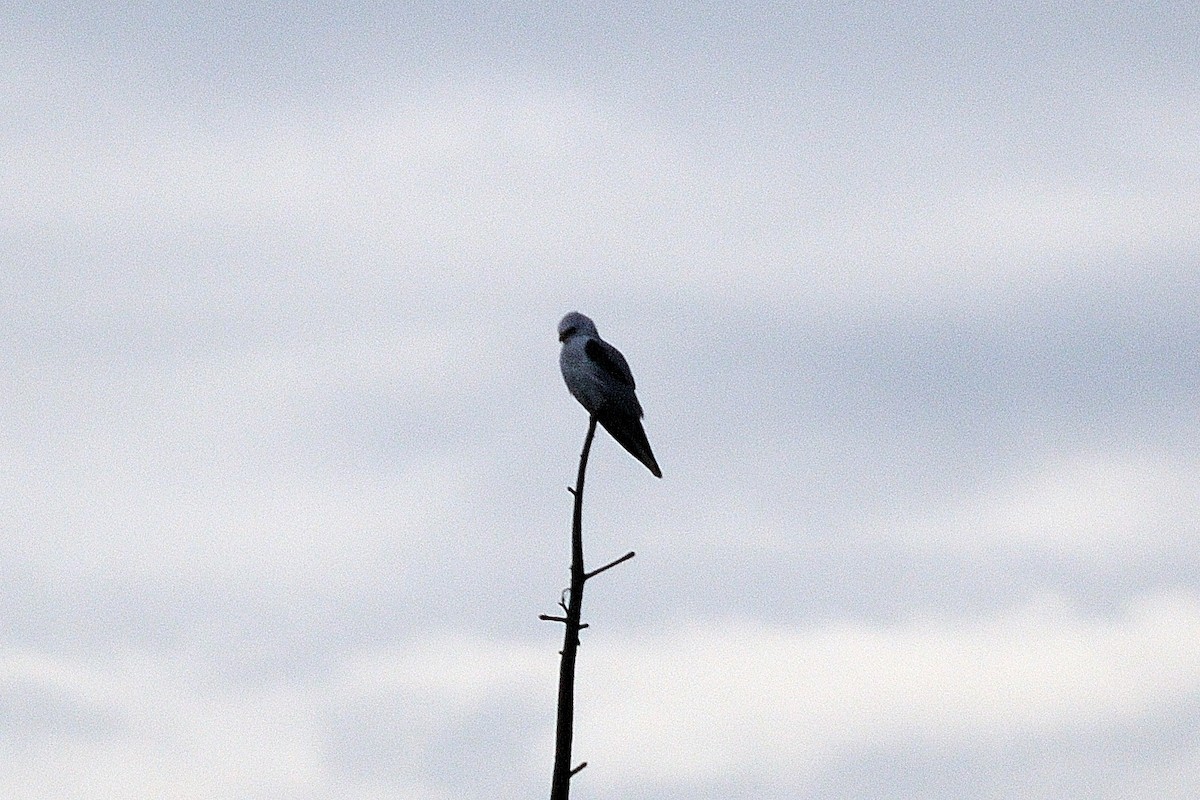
[[899, 451, 1200, 561], [0, 636, 552, 799], [5, 60, 1196, 323], [333, 633, 550, 720], [0, 340, 477, 591], [0, 649, 324, 800], [2, 12, 1197, 799], [1098, 739, 1200, 800], [4, 595, 1198, 797], [576, 593, 1200, 790]]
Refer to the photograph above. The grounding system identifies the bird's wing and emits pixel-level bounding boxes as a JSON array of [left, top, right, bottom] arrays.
[[584, 338, 636, 389]]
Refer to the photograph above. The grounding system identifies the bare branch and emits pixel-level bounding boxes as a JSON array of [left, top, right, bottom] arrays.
[[569, 762, 588, 777], [549, 416, 598, 800], [584, 550, 636, 581]]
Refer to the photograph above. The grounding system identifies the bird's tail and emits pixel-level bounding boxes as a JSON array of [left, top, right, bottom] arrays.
[[596, 411, 662, 478]]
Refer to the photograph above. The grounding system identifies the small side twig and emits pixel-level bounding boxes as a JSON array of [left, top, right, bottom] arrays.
[[539, 614, 588, 631], [584, 550, 636, 581]]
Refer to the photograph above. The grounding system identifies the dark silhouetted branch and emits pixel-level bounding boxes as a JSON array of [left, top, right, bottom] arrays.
[[548, 416, 595, 800], [584, 550, 636, 581], [546, 414, 637, 799], [548, 415, 595, 800]]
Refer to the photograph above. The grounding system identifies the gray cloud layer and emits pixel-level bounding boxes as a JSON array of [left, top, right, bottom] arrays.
[[3, 3, 1198, 798]]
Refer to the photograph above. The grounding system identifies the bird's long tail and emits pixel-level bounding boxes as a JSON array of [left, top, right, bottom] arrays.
[[596, 411, 662, 478]]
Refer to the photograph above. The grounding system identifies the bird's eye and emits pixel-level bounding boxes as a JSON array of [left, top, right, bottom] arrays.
[[564, 326, 576, 336]]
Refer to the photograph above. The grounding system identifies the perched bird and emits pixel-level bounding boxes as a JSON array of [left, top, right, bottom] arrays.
[[558, 311, 662, 478]]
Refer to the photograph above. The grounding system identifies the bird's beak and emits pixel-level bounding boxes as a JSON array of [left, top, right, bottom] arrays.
[[558, 332, 567, 342]]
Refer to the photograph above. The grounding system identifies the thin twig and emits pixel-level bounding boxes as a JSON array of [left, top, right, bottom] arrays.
[[584, 550, 636, 581]]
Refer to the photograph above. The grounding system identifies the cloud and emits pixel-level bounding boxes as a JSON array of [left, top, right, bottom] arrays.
[[0, 635, 553, 799], [2, 9, 1197, 799], [3, 594, 1198, 797], [1099, 739, 1200, 800], [0, 339, 477, 593], [5, 53, 1196, 326], [898, 450, 1200, 562], [577, 593, 1200, 791], [333, 633, 549, 719], [0, 649, 323, 800]]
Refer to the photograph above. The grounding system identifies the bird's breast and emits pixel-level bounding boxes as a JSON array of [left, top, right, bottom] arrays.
[[560, 341, 610, 411]]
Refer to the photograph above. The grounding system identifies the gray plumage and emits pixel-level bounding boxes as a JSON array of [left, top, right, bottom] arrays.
[[558, 311, 662, 478]]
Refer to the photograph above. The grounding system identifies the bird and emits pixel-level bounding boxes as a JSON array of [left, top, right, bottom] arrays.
[[558, 311, 662, 478]]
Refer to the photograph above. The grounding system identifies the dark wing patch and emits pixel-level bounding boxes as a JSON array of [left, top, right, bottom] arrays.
[[585, 338, 636, 388]]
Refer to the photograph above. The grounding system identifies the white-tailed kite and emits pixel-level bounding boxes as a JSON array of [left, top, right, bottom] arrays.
[[558, 311, 662, 478]]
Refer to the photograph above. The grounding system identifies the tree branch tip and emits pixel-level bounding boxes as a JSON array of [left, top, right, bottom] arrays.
[[570, 761, 588, 776], [539, 614, 568, 623], [583, 550, 637, 580]]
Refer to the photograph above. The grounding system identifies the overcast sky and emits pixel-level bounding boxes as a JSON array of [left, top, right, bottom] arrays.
[[3, 3, 1199, 798]]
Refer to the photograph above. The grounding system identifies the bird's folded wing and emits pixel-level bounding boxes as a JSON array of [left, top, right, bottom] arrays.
[[585, 338, 636, 388]]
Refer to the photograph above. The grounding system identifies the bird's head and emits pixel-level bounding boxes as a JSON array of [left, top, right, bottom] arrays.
[[557, 311, 598, 342]]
